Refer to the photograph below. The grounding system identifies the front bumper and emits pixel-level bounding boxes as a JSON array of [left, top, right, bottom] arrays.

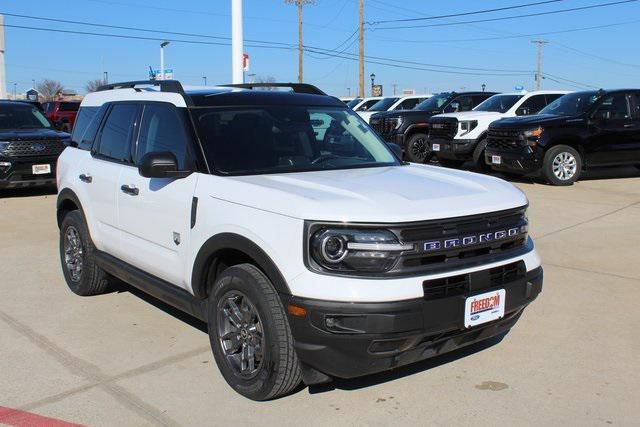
[[284, 265, 542, 381], [0, 156, 58, 189], [484, 146, 542, 175], [431, 138, 477, 160]]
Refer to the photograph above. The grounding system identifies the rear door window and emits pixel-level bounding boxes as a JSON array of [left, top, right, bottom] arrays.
[[59, 102, 80, 112], [95, 103, 139, 162], [593, 94, 631, 121]]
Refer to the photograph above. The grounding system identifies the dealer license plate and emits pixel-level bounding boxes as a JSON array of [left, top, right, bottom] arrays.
[[464, 289, 506, 328], [491, 155, 502, 165], [32, 164, 51, 175], [432, 143, 440, 152]]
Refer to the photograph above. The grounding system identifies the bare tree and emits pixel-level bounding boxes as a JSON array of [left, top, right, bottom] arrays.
[[254, 75, 278, 90], [36, 79, 64, 101], [285, 0, 316, 83], [85, 78, 107, 93]]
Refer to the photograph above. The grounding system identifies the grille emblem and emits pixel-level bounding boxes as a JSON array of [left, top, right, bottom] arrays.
[[422, 227, 523, 252], [31, 143, 45, 151]]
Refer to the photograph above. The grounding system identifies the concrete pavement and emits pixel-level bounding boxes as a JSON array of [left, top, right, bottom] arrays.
[[1, 167, 639, 426]]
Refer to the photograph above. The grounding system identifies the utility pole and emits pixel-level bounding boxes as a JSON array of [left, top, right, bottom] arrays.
[[358, 0, 365, 98], [286, 1, 314, 84], [231, 0, 244, 84], [103, 71, 108, 84], [0, 15, 6, 99], [203, 76, 207, 85], [532, 40, 548, 90]]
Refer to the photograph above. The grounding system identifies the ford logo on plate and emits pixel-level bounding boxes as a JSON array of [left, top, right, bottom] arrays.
[[31, 143, 45, 151], [470, 315, 480, 321]]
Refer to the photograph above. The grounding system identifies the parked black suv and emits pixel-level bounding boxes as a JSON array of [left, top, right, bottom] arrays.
[[485, 90, 640, 185], [369, 91, 497, 162], [0, 101, 70, 189]]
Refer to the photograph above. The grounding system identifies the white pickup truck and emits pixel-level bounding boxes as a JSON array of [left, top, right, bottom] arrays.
[[428, 90, 569, 169]]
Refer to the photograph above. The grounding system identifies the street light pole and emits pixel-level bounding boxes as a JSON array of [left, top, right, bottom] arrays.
[[231, 0, 244, 84], [160, 41, 170, 80], [13, 82, 17, 99], [370, 73, 375, 96], [203, 76, 207, 85]]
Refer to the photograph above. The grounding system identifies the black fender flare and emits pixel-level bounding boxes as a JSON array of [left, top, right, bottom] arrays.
[[56, 188, 84, 228], [191, 233, 292, 299]]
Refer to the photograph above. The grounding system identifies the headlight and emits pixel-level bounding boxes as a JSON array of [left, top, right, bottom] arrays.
[[523, 126, 543, 138], [459, 120, 478, 136], [0, 141, 10, 152], [386, 117, 402, 130], [308, 227, 414, 274]]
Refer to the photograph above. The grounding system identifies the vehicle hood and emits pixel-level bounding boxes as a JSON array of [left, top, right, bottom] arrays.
[[371, 109, 440, 120], [435, 111, 504, 121], [0, 128, 70, 140], [493, 113, 578, 128], [215, 164, 527, 223]]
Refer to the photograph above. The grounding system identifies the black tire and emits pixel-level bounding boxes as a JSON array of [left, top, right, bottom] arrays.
[[472, 138, 491, 171], [206, 263, 301, 401], [59, 210, 112, 296], [437, 158, 465, 169], [542, 145, 582, 186], [405, 133, 430, 163]]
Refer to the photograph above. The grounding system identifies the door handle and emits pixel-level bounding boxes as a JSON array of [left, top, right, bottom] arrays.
[[623, 123, 634, 128], [79, 173, 92, 183], [120, 184, 139, 196]]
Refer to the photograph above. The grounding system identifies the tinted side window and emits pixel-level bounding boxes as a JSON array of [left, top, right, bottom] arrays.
[[356, 100, 379, 111], [472, 95, 490, 106], [517, 95, 547, 115], [631, 93, 640, 119], [71, 107, 98, 146], [96, 104, 138, 162], [545, 94, 563, 105], [593, 94, 631, 120], [135, 104, 192, 169], [398, 98, 420, 110], [445, 96, 474, 113], [59, 102, 80, 112]]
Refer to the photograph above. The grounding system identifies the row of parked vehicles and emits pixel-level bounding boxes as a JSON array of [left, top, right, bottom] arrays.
[[344, 89, 640, 185]]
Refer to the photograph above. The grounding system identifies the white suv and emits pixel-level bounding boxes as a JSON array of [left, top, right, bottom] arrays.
[[429, 90, 569, 169], [56, 80, 543, 400], [357, 95, 432, 123]]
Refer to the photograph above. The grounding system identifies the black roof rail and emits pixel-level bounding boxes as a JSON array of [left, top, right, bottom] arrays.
[[221, 83, 327, 96], [96, 80, 193, 106]]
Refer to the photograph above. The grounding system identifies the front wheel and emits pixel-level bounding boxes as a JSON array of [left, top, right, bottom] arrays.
[[405, 133, 430, 163], [207, 264, 302, 400], [542, 145, 582, 186]]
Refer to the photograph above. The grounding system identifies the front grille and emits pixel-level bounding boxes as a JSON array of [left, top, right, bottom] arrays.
[[428, 117, 457, 140], [1, 140, 67, 157], [486, 129, 523, 150], [369, 117, 398, 137], [390, 206, 529, 276], [422, 261, 525, 301]]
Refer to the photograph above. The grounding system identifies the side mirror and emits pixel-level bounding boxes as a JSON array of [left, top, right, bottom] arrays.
[[386, 142, 403, 159], [516, 107, 530, 116], [449, 102, 460, 112], [138, 151, 191, 179]]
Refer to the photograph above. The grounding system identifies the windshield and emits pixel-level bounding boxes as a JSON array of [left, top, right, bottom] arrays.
[[368, 97, 400, 112], [0, 104, 52, 130], [539, 91, 599, 116], [415, 94, 452, 111], [474, 95, 524, 113], [346, 98, 362, 109], [193, 106, 399, 175]]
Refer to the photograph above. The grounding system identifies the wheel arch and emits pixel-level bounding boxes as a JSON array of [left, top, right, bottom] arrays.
[[191, 233, 291, 300], [56, 188, 83, 229]]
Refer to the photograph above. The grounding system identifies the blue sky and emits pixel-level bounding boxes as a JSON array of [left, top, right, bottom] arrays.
[[3, 0, 639, 96]]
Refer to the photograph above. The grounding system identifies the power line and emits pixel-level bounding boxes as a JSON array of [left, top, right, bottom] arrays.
[[374, 0, 639, 30], [372, 19, 640, 44], [0, 23, 531, 77], [371, 0, 564, 24], [541, 72, 599, 89]]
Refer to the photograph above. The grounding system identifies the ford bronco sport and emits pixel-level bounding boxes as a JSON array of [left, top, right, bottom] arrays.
[[56, 80, 542, 400]]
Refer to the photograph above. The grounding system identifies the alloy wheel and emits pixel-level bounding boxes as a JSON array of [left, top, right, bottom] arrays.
[[552, 152, 577, 181], [410, 137, 428, 162], [64, 226, 84, 282], [217, 291, 265, 378]]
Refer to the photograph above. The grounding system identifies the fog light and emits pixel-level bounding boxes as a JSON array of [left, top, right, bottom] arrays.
[[0, 161, 11, 172]]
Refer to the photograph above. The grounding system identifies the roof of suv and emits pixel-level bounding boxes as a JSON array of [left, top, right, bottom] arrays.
[[81, 80, 344, 109]]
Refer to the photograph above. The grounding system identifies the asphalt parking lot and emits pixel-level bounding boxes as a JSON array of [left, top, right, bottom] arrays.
[[1, 167, 639, 427]]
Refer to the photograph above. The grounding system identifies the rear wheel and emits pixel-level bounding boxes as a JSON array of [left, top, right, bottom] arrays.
[[405, 133, 429, 163], [207, 264, 302, 400], [59, 210, 113, 296], [542, 145, 582, 186]]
